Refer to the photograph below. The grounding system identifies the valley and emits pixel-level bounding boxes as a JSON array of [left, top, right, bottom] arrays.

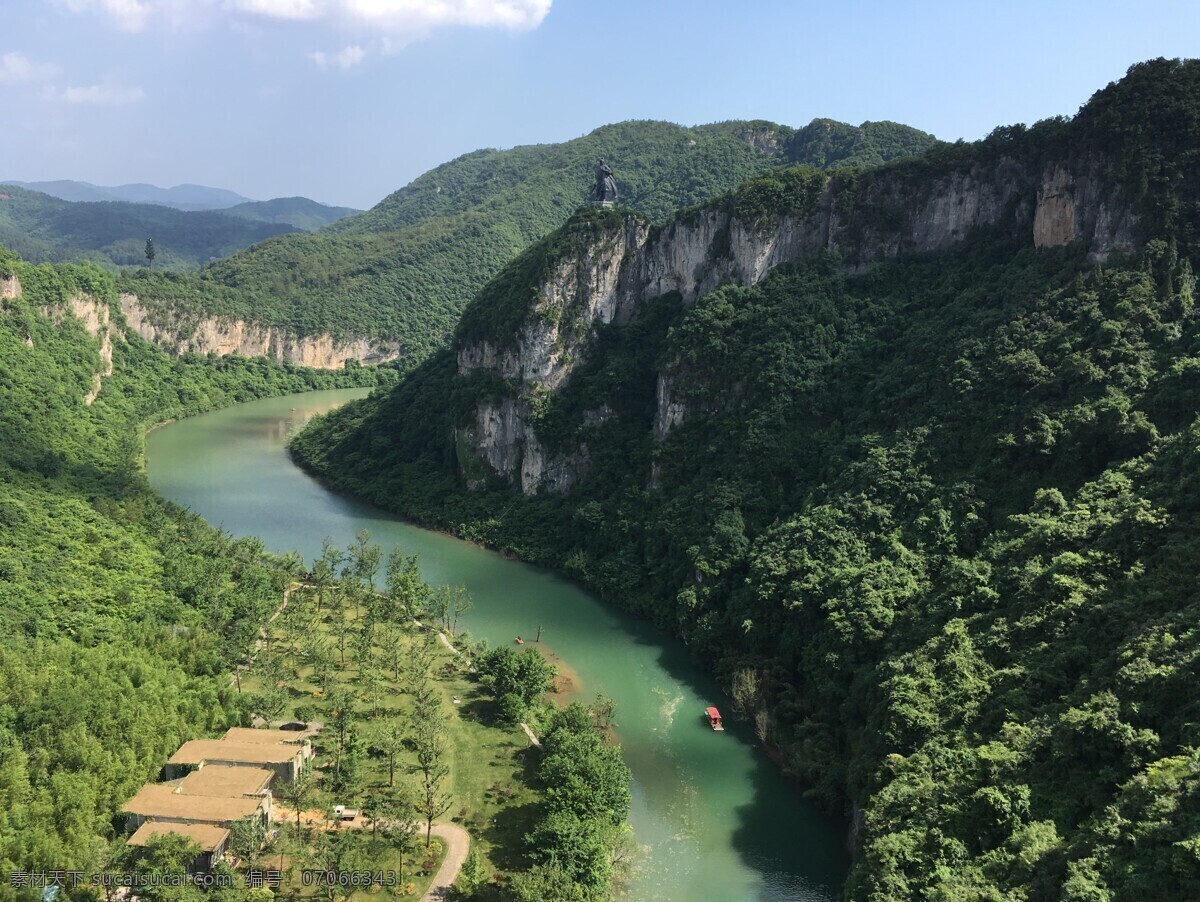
[[145, 390, 849, 900], [1, 33, 1199, 901]]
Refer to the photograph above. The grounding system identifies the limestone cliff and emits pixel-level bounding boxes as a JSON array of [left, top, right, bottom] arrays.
[[5, 275, 119, 405], [118, 294, 402, 369], [69, 295, 117, 405], [452, 154, 1138, 494], [1032, 164, 1137, 251]]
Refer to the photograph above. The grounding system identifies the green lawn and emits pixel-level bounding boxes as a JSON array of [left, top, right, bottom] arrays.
[[252, 835, 446, 899], [238, 582, 546, 891]]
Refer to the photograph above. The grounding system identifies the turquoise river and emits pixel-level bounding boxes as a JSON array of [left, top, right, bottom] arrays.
[[145, 388, 849, 901]]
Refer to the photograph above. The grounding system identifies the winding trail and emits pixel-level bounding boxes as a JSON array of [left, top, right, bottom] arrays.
[[275, 807, 471, 899], [421, 823, 470, 901], [416, 619, 543, 750]]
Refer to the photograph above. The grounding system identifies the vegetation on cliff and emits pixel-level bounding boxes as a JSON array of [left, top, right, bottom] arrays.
[[291, 60, 1200, 898], [121, 118, 934, 358]]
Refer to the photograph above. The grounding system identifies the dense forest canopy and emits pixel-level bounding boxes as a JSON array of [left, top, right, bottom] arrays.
[[120, 117, 935, 356], [0, 246, 384, 876], [291, 59, 1200, 898], [0, 186, 304, 271]]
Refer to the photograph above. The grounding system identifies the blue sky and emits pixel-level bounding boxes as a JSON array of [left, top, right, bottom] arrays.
[[2, 1, 1198, 209]]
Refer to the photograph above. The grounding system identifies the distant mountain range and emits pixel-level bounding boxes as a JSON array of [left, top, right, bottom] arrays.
[[0, 184, 362, 270], [1, 180, 254, 211]]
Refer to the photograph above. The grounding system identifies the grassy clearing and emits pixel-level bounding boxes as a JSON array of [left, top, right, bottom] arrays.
[[238, 580, 546, 892]]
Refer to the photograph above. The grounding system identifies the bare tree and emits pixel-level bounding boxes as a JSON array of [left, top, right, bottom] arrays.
[[731, 667, 770, 743], [449, 585, 472, 636]]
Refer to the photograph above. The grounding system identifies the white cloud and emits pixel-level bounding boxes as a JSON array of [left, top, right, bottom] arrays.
[[234, 0, 322, 21], [62, 82, 145, 104], [0, 50, 138, 105], [62, 0, 552, 35], [310, 44, 366, 70], [338, 0, 551, 30], [65, 0, 153, 32], [0, 52, 58, 85], [0, 52, 35, 84]]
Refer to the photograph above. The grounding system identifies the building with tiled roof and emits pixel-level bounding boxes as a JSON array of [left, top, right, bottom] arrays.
[[127, 823, 230, 873], [177, 765, 273, 799], [121, 783, 266, 829], [167, 737, 311, 783]]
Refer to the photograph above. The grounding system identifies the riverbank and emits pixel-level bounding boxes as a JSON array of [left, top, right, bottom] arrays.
[[147, 390, 850, 900]]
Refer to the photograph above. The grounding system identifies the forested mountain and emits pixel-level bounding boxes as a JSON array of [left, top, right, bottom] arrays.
[[122, 118, 935, 360], [0, 185, 299, 270], [291, 59, 1200, 898], [224, 196, 361, 231], [0, 246, 380, 872], [1, 180, 252, 210]]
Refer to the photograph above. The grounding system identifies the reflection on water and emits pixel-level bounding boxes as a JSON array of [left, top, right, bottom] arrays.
[[146, 389, 848, 901]]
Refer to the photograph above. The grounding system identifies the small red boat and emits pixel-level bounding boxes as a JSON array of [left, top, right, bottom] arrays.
[[705, 706, 724, 731]]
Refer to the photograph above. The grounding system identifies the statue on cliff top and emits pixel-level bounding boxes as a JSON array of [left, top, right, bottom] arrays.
[[593, 159, 618, 205]]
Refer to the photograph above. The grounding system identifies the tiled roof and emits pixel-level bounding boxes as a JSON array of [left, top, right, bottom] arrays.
[[169, 740, 303, 765], [127, 822, 230, 852], [121, 784, 264, 822], [224, 727, 310, 745], [178, 765, 273, 797]]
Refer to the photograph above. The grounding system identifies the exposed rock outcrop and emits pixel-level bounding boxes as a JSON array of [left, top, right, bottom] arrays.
[[1033, 164, 1137, 256], [12, 272, 119, 404], [453, 156, 1138, 494], [1034, 167, 1077, 248], [654, 374, 687, 440], [119, 294, 402, 369], [69, 295, 117, 405]]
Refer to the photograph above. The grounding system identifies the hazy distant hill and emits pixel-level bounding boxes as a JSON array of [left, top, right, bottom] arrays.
[[225, 196, 361, 231], [0, 185, 297, 270], [124, 117, 936, 358], [2, 179, 253, 211]]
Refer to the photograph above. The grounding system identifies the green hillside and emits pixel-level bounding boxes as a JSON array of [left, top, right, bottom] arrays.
[[0, 246, 382, 873], [225, 196, 361, 231], [291, 59, 1200, 898], [121, 118, 935, 358], [0, 185, 297, 270]]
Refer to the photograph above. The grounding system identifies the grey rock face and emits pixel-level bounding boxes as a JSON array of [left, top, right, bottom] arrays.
[[454, 155, 1137, 494]]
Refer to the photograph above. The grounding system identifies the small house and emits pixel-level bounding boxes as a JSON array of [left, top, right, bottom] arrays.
[[121, 783, 267, 831], [126, 823, 230, 874]]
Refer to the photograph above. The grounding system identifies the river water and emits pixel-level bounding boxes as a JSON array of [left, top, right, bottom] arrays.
[[145, 388, 848, 900]]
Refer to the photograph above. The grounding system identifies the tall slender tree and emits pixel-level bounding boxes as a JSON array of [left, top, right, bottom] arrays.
[[280, 769, 315, 841]]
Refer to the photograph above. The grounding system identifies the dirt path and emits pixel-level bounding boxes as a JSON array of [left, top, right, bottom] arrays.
[[422, 823, 470, 901], [275, 807, 470, 900], [416, 619, 543, 751]]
